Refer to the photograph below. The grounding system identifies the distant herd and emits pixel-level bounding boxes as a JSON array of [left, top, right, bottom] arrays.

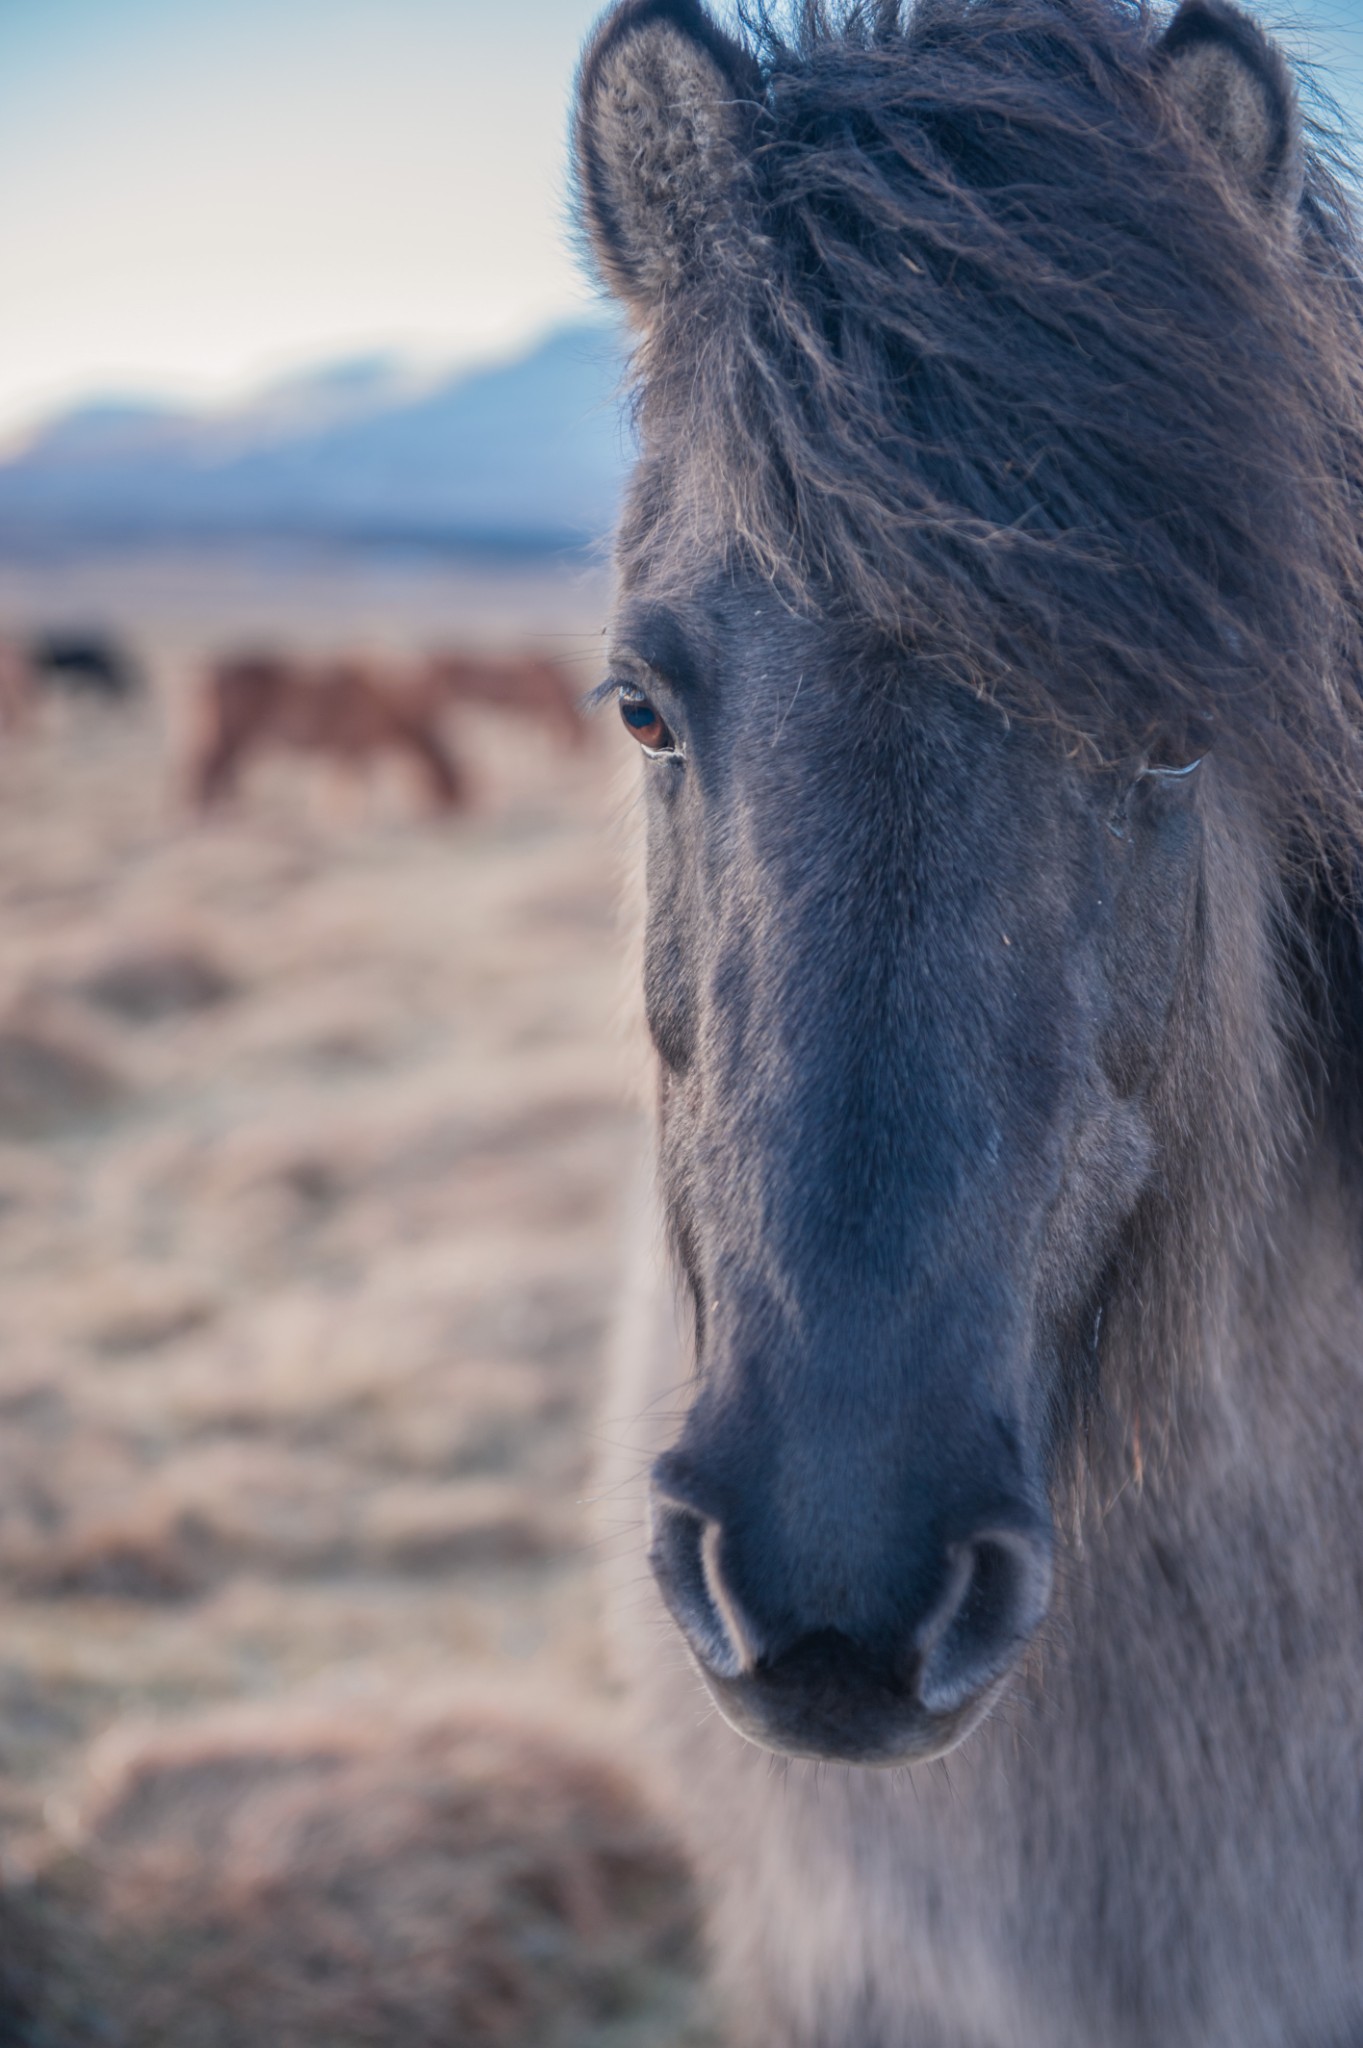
[[0, 628, 588, 813]]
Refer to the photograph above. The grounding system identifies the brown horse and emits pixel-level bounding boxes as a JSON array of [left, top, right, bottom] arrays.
[[0, 642, 33, 734], [418, 650, 587, 751], [189, 653, 467, 813]]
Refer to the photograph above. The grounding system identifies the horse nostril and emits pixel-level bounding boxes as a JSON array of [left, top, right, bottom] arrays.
[[647, 1489, 753, 1682], [914, 1527, 1053, 1717]]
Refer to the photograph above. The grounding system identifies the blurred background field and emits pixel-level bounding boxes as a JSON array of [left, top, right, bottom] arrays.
[[0, 540, 725, 2047], [0, 548, 716, 2045]]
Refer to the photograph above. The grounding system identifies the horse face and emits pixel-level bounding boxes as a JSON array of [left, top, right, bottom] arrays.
[[570, 0, 1297, 1764], [611, 581, 1201, 1763]]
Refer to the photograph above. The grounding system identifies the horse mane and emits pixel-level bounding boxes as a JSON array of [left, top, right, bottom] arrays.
[[617, 0, 1363, 871], [593, 0, 1363, 1487]]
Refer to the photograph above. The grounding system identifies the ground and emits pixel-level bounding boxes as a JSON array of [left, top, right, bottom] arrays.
[[0, 548, 711, 2045]]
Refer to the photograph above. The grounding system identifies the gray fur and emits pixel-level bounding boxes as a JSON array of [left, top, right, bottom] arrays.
[[599, 790, 1363, 2046], [574, 0, 763, 318], [1160, 0, 1305, 215], [579, 0, 1363, 2040]]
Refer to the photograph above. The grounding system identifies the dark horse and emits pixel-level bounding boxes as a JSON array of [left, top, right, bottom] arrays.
[[576, 0, 1363, 2040], [28, 632, 141, 701]]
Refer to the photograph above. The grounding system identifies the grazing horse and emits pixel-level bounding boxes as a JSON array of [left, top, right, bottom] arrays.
[[28, 632, 141, 702], [189, 653, 466, 812], [576, 1, 1363, 2042], [0, 642, 32, 733], [419, 649, 588, 751]]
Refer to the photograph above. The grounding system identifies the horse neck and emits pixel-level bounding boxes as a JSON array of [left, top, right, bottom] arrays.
[[1102, 1126, 1363, 1629], [1088, 796, 1363, 1522], [1224, 1127, 1361, 1437]]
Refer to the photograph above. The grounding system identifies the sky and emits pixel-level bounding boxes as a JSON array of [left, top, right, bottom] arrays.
[[0, 0, 1360, 442], [0, 0, 606, 438]]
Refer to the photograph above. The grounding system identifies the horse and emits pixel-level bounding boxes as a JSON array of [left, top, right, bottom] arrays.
[[188, 653, 467, 813], [418, 649, 588, 752], [0, 642, 33, 734], [28, 631, 141, 702], [574, 1, 1363, 2041]]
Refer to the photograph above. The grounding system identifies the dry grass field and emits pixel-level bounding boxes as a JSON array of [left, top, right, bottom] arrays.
[[0, 550, 709, 2046]]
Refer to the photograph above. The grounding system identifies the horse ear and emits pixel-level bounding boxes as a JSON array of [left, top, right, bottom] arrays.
[[573, 0, 763, 322], [1157, 0, 1302, 217]]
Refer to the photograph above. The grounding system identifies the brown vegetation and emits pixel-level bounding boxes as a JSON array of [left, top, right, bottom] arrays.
[[30, 1702, 701, 2048], [0, 559, 705, 2045]]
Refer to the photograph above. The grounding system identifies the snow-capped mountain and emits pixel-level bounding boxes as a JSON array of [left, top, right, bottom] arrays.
[[0, 324, 629, 553]]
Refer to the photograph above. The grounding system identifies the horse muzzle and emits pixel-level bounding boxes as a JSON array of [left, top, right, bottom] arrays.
[[647, 1453, 1053, 1765]]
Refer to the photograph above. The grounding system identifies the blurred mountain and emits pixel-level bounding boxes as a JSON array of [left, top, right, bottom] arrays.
[[0, 325, 630, 554]]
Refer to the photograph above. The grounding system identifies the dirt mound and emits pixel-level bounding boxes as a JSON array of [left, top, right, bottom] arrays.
[[0, 1023, 122, 1139], [72, 945, 236, 1024], [33, 1704, 705, 2048], [13, 1504, 220, 1603], [8, 1475, 569, 1603]]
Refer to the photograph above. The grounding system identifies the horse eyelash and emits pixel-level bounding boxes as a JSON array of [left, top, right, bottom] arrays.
[[581, 677, 621, 716]]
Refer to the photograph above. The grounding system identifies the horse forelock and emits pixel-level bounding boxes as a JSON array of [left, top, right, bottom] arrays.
[[601, 0, 1363, 1497], [617, 0, 1363, 870]]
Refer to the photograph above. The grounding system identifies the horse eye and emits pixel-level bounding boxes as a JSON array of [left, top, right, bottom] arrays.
[[617, 683, 677, 757]]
